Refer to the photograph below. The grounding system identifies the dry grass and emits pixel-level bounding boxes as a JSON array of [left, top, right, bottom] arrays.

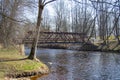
[[0, 48, 49, 79]]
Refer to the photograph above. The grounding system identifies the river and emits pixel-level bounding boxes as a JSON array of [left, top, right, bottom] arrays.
[[25, 48, 120, 80]]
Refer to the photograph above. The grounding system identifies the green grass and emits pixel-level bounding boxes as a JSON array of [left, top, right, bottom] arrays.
[[0, 48, 25, 59], [0, 72, 4, 79], [0, 48, 49, 79]]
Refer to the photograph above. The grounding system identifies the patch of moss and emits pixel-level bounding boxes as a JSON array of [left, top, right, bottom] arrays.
[[4, 60, 46, 71], [0, 48, 49, 79]]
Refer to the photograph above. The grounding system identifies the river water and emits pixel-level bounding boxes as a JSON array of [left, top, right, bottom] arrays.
[[25, 48, 120, 80]]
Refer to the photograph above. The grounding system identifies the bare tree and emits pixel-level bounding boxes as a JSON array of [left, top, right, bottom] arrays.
[[28, 0, 57, 60], [0, 0, 26, 48], [71, 0, 94, 35], [42, 9, 51, 31], [114, 0, 120, 43]]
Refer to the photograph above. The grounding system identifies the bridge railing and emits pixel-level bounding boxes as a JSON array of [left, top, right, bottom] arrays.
[[15, 31, 88, 44]]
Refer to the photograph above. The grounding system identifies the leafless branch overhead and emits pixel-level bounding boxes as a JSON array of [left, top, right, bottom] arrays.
[[44, 0, 57, 6], [0, 12, 25, 23]]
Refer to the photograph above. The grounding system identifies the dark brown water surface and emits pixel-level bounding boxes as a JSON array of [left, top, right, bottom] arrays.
[[25, 48, 120, 80]]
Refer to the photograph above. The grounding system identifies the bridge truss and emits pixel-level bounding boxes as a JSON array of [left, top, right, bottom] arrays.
[[22, 31, 87, 44]]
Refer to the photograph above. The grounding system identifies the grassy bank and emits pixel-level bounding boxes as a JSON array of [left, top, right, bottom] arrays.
[[94, 40, 120, 52], [0, 48, 49, 80]]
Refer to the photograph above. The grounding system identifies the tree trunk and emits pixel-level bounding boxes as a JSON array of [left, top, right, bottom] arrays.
[[28, 0, 44, 60]]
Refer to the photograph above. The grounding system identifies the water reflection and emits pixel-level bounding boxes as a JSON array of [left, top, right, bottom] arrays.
[[25, 49, 120, 80]]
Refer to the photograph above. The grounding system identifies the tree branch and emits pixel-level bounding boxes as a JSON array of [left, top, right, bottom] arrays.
[[42, 0, 46, 4], [0, 12, 25, 23], [72, 0, 89, 5], [44, 0, 57, 6], [72, 0, 83, 4], [72, 0, 119, 8], [71, 0, 96, 8], [89, 0, 119, 7]]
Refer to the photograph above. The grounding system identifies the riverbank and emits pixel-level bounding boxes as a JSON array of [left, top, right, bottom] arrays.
[[0, 47, 49, 80], [68, 42, 120, 53], [95, 40, 120, 52], [37, 41, 120, 53]]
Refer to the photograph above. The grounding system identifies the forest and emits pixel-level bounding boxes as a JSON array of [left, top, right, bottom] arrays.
[[0, 0, 120, 80], [0, 0, 120, 50]]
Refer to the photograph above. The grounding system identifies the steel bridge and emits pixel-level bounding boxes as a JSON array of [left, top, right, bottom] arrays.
[[15, 31, 87, 44]]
